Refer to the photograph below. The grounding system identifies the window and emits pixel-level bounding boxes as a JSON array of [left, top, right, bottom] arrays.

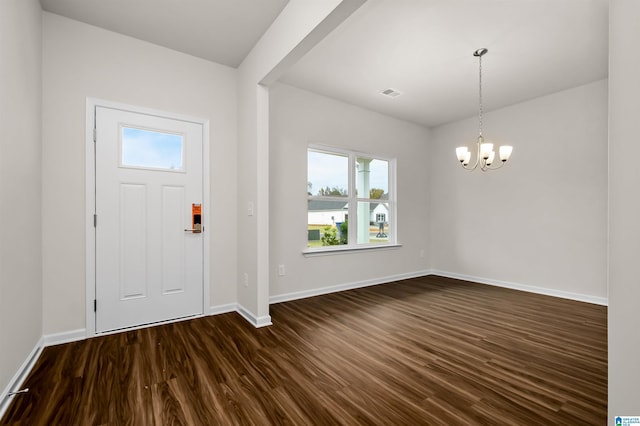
[[307, 147, 395, 250], [121, 127, 184, 171]]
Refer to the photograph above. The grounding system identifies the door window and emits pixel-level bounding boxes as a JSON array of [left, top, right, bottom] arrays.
[[121, 126, 184, 171]]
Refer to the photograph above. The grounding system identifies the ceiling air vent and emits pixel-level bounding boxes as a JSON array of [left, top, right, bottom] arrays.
[[379, 88, 402, 98]]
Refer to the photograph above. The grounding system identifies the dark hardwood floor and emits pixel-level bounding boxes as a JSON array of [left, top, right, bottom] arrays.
[[1, 276, 607, 425]]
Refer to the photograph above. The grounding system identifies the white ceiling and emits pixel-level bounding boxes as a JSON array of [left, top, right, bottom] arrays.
[[39, 0, 289, 68], [280, 0, 609, 127], [40, 0, 609, 128]]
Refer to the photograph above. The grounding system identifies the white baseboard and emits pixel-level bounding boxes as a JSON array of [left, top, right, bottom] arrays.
[[0, 336, 44, 421], [269, 269, 432, 305], [254, 315, 273, 327], [269, 269, 607, 307], [213, 303, 272, 328], [236, 304, 273, 328], [211, 303, 273, 328], [209, 303, 236, 316], [430, 270, 608, 306], [42, 329, 87, 347]]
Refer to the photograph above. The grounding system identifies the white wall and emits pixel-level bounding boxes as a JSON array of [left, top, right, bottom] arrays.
[[42, 12, 238, 334], [429, 80, 608, 302], [236, 0, 362, 324], [269, 83, 430, 299], [609, 0, 640, 419], [0, 0, 42, 399]]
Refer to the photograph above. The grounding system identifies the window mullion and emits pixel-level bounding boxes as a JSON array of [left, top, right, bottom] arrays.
[[389, 159, 396, 245], [348, 153, 356, 246]]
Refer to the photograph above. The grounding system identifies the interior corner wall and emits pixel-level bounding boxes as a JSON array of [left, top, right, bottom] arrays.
[[235, 74, 260, 317], [235, 0, 357, 322], [41, 12, 238, 335], [429, 79, 608, 302], [0, 0, 43, 397], [609, 0, 640, 419], [269, 83, 431, 299]]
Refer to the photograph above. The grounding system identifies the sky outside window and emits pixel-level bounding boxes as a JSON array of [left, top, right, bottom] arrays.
[[122, 127, 184, 170], [307, 150, 388, 196], [307, 151, 348, 196]]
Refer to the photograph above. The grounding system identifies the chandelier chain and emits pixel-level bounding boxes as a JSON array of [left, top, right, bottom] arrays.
[[478, 53, 483, 137]]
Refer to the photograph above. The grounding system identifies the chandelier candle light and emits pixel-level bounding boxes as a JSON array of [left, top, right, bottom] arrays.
[[456, 48, 512, 171]]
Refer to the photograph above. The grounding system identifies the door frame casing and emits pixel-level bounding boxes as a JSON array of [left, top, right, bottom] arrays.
[[85, 98, 211, 337]]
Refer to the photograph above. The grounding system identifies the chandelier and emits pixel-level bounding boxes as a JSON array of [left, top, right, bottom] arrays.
[[456, 48, 512, 171]]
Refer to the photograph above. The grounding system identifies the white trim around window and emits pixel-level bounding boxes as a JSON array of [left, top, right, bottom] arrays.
[[306, 145, 397, 253]]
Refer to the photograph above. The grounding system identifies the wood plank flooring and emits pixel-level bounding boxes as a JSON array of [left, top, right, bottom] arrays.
[[1, 276, 607, 425]]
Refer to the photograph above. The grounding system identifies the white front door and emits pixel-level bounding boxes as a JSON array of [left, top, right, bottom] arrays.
[[95, 106, 204, 333]]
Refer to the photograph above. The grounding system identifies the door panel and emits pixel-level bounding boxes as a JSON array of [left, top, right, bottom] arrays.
[[119, 183, 147, 300], [161, 185, 186, 294], [95, 106, 203, 333]]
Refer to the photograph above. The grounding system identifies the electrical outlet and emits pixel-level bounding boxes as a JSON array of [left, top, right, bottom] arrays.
[[243, 272, 249, 287], [278, 264, 286, 276], [247, 202, 254, 216], [419, 249, 425, 259]]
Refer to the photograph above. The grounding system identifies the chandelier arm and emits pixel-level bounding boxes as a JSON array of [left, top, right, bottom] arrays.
[[461, 155, 479, 170], [462, 161, 479, 171], [460, 136, 482, 170], [466, 153, 481, 171], [483, 161, 506, 171]]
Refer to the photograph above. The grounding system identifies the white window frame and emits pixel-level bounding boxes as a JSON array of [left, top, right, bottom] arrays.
[[305, 145, 398, 255]]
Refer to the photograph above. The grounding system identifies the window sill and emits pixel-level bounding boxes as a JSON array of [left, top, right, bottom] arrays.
[[302, 243, 402, 257]]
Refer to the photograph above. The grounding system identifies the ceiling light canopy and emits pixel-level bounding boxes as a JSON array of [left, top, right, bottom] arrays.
[[456, 48, 512, 171]]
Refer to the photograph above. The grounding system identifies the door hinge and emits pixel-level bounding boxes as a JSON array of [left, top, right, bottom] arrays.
[[94, 214, 97, 227], [94, 299, 97, 312], [93, 128, 97, 143]]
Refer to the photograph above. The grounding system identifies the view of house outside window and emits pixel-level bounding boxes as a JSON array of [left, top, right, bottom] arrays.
[[307, 147, 395, 250]]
